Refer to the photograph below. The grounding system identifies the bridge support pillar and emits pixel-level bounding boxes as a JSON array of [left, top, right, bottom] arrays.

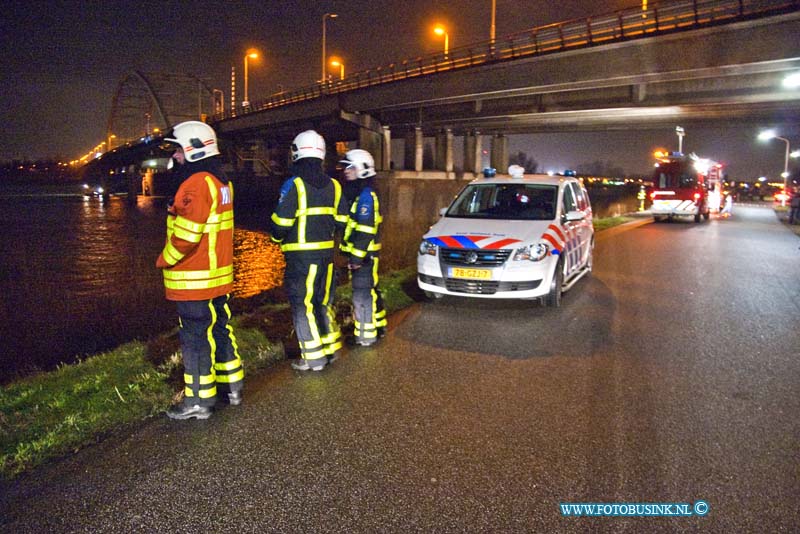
[[381, 126, 391, 171], [404, 127, 423, 172], [464, 130, 482, 175], [491, 134, 508, 174], [435, 128, 454, 173], [359, 127, 383, 170]]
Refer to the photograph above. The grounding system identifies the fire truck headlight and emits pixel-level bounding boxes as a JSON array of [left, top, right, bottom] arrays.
[[419, 240, 438, 257], [513, 243, 548, 262]]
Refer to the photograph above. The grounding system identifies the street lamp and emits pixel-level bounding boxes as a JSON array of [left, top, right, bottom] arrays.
[[675, 126, 685, 154], [433, 24, 449, 58], [329, 57, 344, 80], [322, 13, 338, 82], [758, 129, 791, 206], [243, 48, 259, 107]]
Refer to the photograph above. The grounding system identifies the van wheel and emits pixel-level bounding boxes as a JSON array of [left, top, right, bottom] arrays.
[[544, 256, 565, 308], [653, 216, 663, 223], [703, 210, 710, 220], [694, 212, 701, 222]]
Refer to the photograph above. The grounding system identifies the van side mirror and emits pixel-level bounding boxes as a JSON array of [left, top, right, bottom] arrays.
[[439, 207, 447, 217], [565, 210, 585, 222]]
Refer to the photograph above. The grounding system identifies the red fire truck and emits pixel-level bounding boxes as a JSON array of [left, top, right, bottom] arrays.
[[649, 152, 723, 222]]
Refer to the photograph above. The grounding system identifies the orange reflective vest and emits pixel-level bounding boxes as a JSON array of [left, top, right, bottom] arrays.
[[156, 171, 234, 301]]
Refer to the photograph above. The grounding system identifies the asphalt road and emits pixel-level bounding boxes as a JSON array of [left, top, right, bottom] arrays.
[[2, 206, 798, 533]]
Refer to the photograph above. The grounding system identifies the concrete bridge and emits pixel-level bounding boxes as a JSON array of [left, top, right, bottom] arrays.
[[86, 0, 800, 186], [214, 0, 800, 177]]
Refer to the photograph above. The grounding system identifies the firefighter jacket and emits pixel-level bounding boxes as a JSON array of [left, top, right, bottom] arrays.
[[270, 175, 348, 253], [156, 169, 234, 301], [341, 187, 382, 266]]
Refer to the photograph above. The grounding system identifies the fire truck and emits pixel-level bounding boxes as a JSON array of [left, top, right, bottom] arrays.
[[649, 152, 723, 222]]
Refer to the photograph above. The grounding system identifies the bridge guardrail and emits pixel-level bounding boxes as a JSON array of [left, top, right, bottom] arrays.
[[215, 0, 800, 122]]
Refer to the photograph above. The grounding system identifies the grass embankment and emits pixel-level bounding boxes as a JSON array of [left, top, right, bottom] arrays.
[[1, 216, 633, 478], [0, 267, 418, 478]]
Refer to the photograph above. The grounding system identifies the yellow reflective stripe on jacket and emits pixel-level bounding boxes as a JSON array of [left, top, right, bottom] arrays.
[[164, 240, 186, 265], [164, 273, 233, 290], [333, 180, 346, 223], [342, 190, 382, 255], [204, 210, 234, 232], [173, 215, 206, 234], [205, 176, 219, 271], [271, 212, 294, 227], [163, 264, 233, 281], [278, 177, 342, 252], [295, 178, 307, 246], [281, 241, 335, 251], [354, 223, 378, 234], [298, 207, 336, 216]]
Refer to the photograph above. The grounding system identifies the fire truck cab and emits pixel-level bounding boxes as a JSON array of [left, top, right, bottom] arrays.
[[649, 152, 718, 222]]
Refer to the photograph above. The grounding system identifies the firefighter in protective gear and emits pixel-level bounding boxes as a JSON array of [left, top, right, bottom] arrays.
[[270, 130, 349, 371], [156, 121, 244, 420], [340, 149, 386, 346]]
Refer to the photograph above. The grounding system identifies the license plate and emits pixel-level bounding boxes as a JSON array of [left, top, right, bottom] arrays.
[[450, 267, 492, 280]]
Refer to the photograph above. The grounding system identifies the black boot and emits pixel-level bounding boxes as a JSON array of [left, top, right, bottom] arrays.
[[166, 403, 212, 420]]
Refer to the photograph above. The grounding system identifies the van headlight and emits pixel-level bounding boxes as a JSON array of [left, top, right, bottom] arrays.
[[419, 240, 438, 256], [513, 243, 548, 262]]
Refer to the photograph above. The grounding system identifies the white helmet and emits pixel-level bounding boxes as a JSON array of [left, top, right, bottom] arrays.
[[508, 164, 525, 178], [291, 130, 326, 161], [164, 121, 219, 162], [339, 148, 376, 179]]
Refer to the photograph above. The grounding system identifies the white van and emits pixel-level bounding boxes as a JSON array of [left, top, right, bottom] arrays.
[[417, 174, 594, 307]]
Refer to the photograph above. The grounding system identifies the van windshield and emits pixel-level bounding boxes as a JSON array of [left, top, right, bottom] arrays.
[[446, 183, 558, 220]]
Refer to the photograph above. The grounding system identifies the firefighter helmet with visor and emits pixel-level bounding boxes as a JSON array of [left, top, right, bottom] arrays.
[[164, 121, 220, 162], [339, 149, 376, 179], [291, 130, 326, 161]]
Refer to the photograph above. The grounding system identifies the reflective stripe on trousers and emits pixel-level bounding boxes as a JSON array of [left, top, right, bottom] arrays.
[[285, 256, 342, 361], [177, 294, 244, 406], [351, 256, 386, 341]]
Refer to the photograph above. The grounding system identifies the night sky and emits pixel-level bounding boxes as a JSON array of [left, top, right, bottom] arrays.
[[1, 0, 797, 179]]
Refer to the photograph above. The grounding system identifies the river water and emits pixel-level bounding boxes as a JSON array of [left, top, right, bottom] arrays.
[[0, 178, 635, 382]]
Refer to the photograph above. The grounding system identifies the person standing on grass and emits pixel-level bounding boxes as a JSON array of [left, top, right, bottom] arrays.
[[157, 121, 244, 420], [339, 149, 386, 347], [270, 130, 348, 371]]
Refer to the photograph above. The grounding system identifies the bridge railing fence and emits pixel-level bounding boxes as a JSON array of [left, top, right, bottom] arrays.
[[215, 0, 799, 122]]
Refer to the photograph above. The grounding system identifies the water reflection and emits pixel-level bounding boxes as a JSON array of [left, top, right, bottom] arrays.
[[233, 229, 284, 298]]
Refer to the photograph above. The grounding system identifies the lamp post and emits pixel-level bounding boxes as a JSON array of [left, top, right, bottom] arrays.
[[490, 0, 496, 43], [243, 48, 259, 107], [322, 13, 338, 82], [758, 129, 791, 206], [433, 24, 449, 58], [329, 57, 344, 80], [675, 126, 685, 154]]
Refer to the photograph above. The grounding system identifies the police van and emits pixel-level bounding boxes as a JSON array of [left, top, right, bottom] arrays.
[[417, 172, 594, 307]]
